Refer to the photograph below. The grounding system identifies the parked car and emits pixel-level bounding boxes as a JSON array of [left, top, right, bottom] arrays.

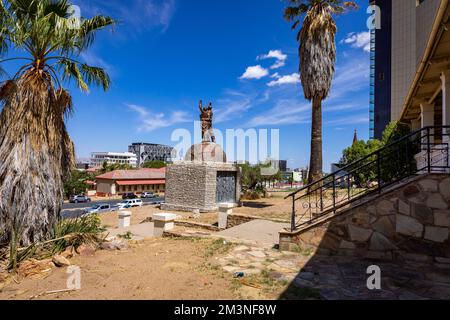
[[118, 199, 143, 209], [149, 198, 165, 205], [122, 193, 138, 200], [83, 204, 119, 215], [141, 192, 157, 199], [69, 195, 91, 204]]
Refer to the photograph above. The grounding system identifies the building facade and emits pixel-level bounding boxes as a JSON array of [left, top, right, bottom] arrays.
[[400, 0, 450, 134], [90, 152, 138, 168], [128, 143, 174, 167], [95, 168, 166, 196], [371, 0, 441, 139]]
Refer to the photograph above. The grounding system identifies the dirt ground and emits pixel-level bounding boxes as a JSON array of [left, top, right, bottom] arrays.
[[234, 192, 292, 221], [0, 238, 248, 300], [99, 193, 294, 230]]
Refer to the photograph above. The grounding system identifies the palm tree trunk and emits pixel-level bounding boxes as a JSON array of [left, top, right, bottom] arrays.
[[308, 97, 323, 185], [0, 79, 74, 247]]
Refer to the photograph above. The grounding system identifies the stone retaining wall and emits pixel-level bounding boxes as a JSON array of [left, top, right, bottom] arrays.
[[226, 214, 289, 229], [280, 174, 450, 262]]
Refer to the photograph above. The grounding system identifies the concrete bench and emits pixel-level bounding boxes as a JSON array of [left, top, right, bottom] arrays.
[[218, 203, 234, 229], [153, 213, 177, 237], [118, 211, 132, 229]]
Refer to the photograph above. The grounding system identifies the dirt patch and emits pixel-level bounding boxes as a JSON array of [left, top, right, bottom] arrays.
[[0, 238, 241, 300], [234, 194, 292, 222]]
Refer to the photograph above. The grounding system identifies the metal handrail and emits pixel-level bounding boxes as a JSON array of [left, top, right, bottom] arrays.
[[287, 126, 450, 232]]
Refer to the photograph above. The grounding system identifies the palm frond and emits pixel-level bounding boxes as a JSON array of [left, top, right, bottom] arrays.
[[57, 58, 88, 92], [80, 64, 111, 91], [76, 15, 116, 51]]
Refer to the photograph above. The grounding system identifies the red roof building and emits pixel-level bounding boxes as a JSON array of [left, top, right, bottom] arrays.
[[95, 168, 166, 196]]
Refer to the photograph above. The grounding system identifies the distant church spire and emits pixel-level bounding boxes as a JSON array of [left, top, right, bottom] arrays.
[[353, 129, 358, 146]]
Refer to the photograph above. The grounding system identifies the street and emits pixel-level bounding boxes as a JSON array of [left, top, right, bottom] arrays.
[[61, 197, 164, 219]]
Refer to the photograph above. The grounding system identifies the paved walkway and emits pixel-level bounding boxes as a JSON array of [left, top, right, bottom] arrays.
[[107, 222, 154, 240], [216, 220, 289, 247], [216, 244, 450, 300]]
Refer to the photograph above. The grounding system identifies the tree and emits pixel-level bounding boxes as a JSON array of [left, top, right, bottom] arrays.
[[143, 160, 167, 169], [339, 139, 382, 186], [239, 163, 282, 199], [339, 122, 414, 187], [63, 169, 92, 198], [0, 0, 115, 247], [284, 0, 357, 184]]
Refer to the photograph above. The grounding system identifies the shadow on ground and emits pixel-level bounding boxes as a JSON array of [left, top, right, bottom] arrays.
[[240, 202, 273, 209], [278, 222, 450, 300]]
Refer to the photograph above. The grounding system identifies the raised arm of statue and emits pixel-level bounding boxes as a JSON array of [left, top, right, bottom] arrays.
[[199, 100, 203, 113]]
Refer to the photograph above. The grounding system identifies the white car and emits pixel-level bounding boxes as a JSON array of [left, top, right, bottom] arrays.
[[118, 199, 143, 209]]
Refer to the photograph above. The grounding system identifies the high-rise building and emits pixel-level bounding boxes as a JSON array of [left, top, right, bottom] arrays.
[[128, 143, 174, 167], [371, 0, 442, 139], [90, 152, 138, 168]]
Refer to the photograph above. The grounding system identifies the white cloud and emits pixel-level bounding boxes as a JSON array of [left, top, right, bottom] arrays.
[[247, 100, 310, 127], [258, 50, 288, 69], [267, 73, 300, 87], [126, 103, 190, 132], [215, 98, 252, 123], [240, 65, 269, 80], [341, 31, 371, 52]]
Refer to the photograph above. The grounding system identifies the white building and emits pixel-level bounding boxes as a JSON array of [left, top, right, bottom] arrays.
[[90, 152, 138, 168]]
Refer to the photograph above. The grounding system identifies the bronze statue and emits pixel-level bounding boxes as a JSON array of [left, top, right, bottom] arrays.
[[199, 100, 216, 143]]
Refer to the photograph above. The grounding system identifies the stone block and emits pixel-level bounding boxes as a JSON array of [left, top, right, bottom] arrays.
[[118, 211, 132, 229], [411, 203, 434, 225], [376, 200, 395, 215], [439, 178, 450, 200], [434, 210, 450, 227], [403, 185, 421, 198], [426, 194, 448, 209], [370, 232, 398, 251], [435, 257, 450, 264], [396, 214, 423, 238], [372, 216, 396, 238], [153, 213, 177, 237], [339, 240, 356, 250], [347, 225, 373, 242], [398, 200, 410, 215], [424, 226, 449, 243], [419, 179, 439, 192]]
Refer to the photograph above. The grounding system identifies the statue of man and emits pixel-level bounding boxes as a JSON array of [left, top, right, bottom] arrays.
[[199, 100, 216, 143]]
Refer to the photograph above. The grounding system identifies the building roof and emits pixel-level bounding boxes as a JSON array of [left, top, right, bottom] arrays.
[[116, 180, 165, 186], [96, 168, 166, 181]]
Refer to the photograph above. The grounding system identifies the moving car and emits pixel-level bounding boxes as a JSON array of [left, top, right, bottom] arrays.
[[122, 193, 138, 200], [83, 204, 119, 215], [141, 192, 157, 199], [69, 195, 91, 204], [117, 199, 143, 209]]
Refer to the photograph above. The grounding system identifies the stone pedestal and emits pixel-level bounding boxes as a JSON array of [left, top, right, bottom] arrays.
[[118, 211, 132, 229], [218, 203, 234, 229], [162, 161, 241, 213], [153, 213, 177, 237]]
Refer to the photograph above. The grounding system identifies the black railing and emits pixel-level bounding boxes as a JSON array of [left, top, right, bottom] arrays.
[[286, 126, 450, 232]]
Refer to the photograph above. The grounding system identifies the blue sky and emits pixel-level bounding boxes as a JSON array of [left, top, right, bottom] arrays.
[[4, 0, 372, 171]]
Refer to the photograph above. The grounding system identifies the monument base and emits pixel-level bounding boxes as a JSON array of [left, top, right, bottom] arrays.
[[161, 161, 241, 213]]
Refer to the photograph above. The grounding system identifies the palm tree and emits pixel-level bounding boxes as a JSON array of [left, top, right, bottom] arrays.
[[0, 0, 115, 248], [284, 0, 356, 184]]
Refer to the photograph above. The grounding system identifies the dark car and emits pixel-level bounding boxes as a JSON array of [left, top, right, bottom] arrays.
[[69, 195, 91, 203], [122, 193, 138, 200]]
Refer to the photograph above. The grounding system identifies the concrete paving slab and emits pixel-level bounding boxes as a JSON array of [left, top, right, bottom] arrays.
[[107, 222, 154, 240], [216, 219, 289, 246]]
